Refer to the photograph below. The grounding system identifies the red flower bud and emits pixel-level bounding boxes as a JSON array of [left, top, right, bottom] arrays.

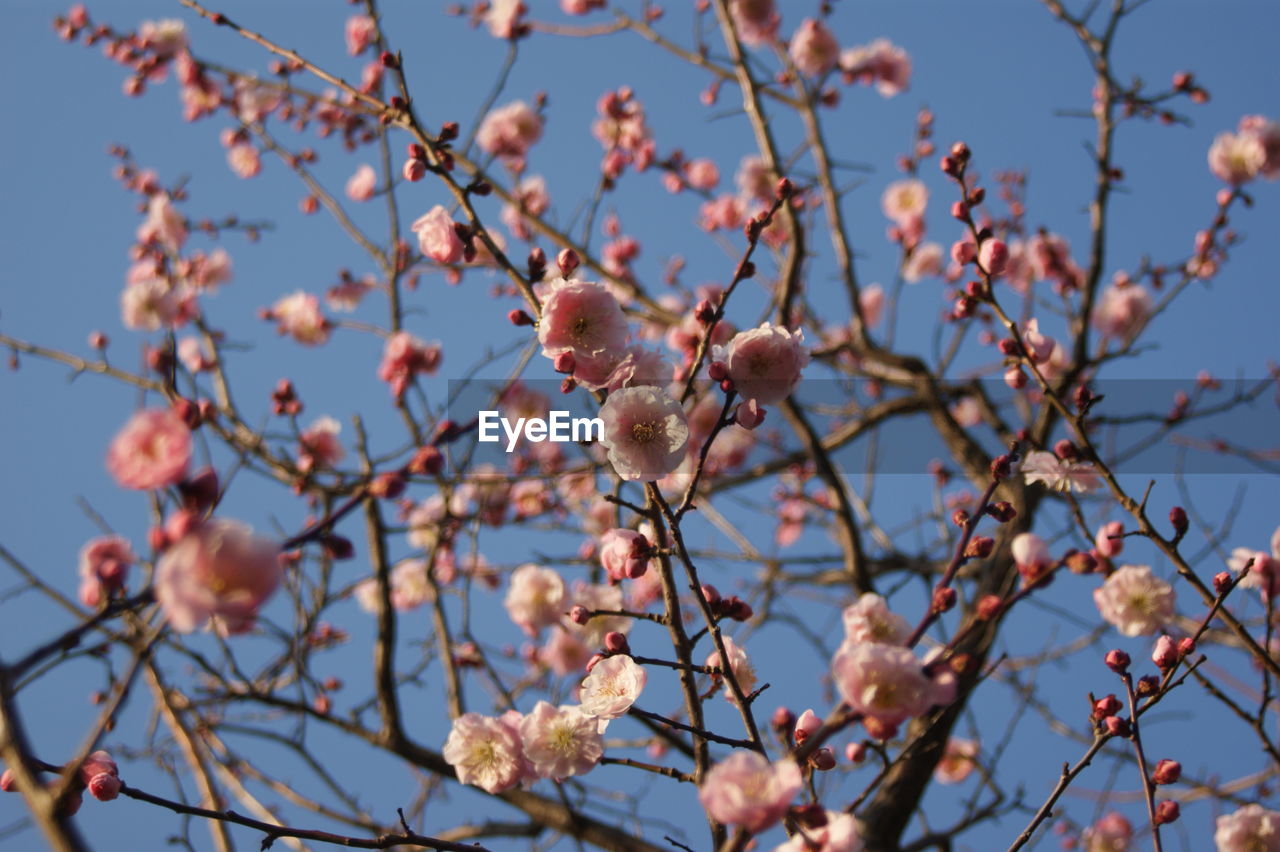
[[604, 631, 630, 654], [1103, 715, 1130, 737], [557, 248, 580, 276], [1105, 649, 1131, 674], [809, 748, 836, 771], [932, 585, 957, 614], [1154, 800, 1180, 825], [1152, 759, 1181, 785], [976, 595, 1003, 620], [1093, 694, 1122, 720], [964, 536, 994, 559], [1169, 506, 1188, 536], [508, 308, 535, 327], [1213, 571, 1232, 596]]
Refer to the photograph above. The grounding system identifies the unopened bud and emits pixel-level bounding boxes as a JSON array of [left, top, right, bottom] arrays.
[[964, 536, 994, 559], [1213, 571, 1232, 596], [976, 595, 1003, 620], [402, 158, 426, 182], [1105, 649, 1131, 674], [1152, 635, 1178, 671], [1093, 694, 1122, 720], [557, 248, 580, 276], [931, 585, 957, 614], [845, 742, 867, 763], [604, 631, 630, 654], [1152, 759, 1181, 785], [1104, 715, 1131, 737], [569, 605, 590, 625], [368, 471, 407, 500], [508, 308, 535, 327], [322, 535, 354, 561], [553, 351, 576, 374], [809, 748, 836, 771], [990, 454, 1012, 480], [1169, 506, 1188, 537], [1154, 800, 1180, 825], [985, 501, 1017, 523]]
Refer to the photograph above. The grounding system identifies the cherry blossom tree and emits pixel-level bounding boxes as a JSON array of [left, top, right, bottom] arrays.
[[2, 2, 1279, 851]]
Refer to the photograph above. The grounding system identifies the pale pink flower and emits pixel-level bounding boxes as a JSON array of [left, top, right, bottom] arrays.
[[950, 396, 982, 428], [1081, 812, 1133, 852], [698, 751, 801, 832], [578, 655, 646, 725], [485, 0, 526, 39], [185, 248, 233, 291], [705, 636, 757, 706], [500, 175, 550, 240], [443, 713, 526, 794], [121, 278, 192, 331], [933, 738, 979, 784], [881, 179, 928, 225], [270, 292, 331, 346], [789, 19, 839, 77], [700, 194, 747, 232], [1094, 283, 1152, 342], [1093, 564, 1176, 637], [377, 331, 442, 398], [1239, 115, 1280, 179], [297, 416, 345, 472], [1021, 450, 1102, 494], [794, 709, 822, 743], [78, 536, 135, 608], [773, 811, 864, 852], [736, 154, 774, 202], [476, 101, 543, 163], [106, 408, 192, 490], [831, 642, 948, 728], [177, 336, 214, 373], [139, 19, 188, 59], [606, 347, 673, 393], [537, 277, 629, 386], [1214, 803, 1280, 852], [1020, 318, 1056, 363], [227, 143, 261, 179], [344, 14, 377, 55], [903, 242, 943, 283], [326, 274, 375, 312], [345, 164, 377, 202], [599, 529, 650, 581], [1011, 532, 1050, 572], [860, 284, 885, 329], [519, 702, 603, 779], [505, 564, 566, 636], [353, 559, 431, 613], [412, 205, 464, 265], [598, 386, 690, 482], [1208, 131, 1266, 184], [842, 593, 911, 646], [405, 495, 452, 551], [1228, 548, 1278, 596], [137, 193, 186, 251], [564, 581, 629, 647], [729, 0, 781, 47], [155, 519, 280, 634], [684, 158, 720, 190], [841, 39, 911, 97], [716, 323, 809, 405], [1096, 521, 1125, 558], [232, 77, 281, 123], [539, 627, 592, 676]]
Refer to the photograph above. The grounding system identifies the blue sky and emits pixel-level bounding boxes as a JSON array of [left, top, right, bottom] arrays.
[[2, 1, 1279, 849]]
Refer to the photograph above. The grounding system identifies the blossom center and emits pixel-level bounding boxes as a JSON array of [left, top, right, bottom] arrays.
[[631, 422, 657, 444]]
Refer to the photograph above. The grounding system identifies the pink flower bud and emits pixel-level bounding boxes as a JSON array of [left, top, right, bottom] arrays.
[[708, 360, 729, 382], [931, 585, 957, 614], [1168, 506, 1188, 536], [0, 769, 15, 792], [1177, 637, 1195, 658], [735, 399, 766, 430], [1004, 367, 1028, 389], [979, 239, 1008, 276], [402, 158, 426, 182], [1105, 649, 1130, 674], [1213, 571, 1232, 596], [1093, 694, 1122, 720], [553, 351, 576, 374], [701, 584, 721, 606], [809, 748, 836, 771], [845, 742, 866, 763], [1152, 635, 1178, 670], [1152, 759, 1181, 785], [772, 706, 797, 736], [1153, 800, 1180, 825], [87, 772, 121, 801], [951, 240, 976, 265], [964, 536, 994, 559], [604, 631, 630, 654], [557, 248, 580, 276], [508, 308, 535, 327], [976, 595, 1003, 620], [1103, 715, 1130, 737], [1136, 675, 1160, 696], [794, 709, 822, 744], [569, 605, 590, 625]]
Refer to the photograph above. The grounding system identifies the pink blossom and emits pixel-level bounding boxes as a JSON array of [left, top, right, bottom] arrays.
[[519, 702, 603, 779], [1228, 548, 1279, 597], [137, 194, 186, 251], [505, 564, 566, 636], [729, 0, 781, 47], [716, 323, 809, 405], [485, 0, 526, 40], [562, 0, 606, 14], [1081, 812, 1133, 852], [881, 179, 928, 225], [698, 750, 801, 832], [537, 277, 629, 382], [831, 642, 949, 728], [578, 655, 646, 724], [155, 519, 280, 635], [1239, 115, 1280, 179], [1096, 521, 1125, 558], [860, 284, 885, 329], [106, 408, 192, 491], [344, 15, 376, 55], [705, 636, 757, 706], [599, 529, 650, 581], [121, 277, 193, 331], [177, 337, 214, 373], [411, 205, 464, 265], [79, 750, 121, 802], [345, 164, 377, 202], [1093, 283, 1152, 342], [539, 627, 592, 676], [1011, 532, 1050, 571], [1208, 131, 1266, 184], [354, 559, 431, 613], [606, 347, 673, 393], [501, 175, 550, 240], [78, 536, 135, 608], [933, 738, 979, 784], [1026, 232, 1084, 289], [736, 155, 774, 202], [1093, 564, 1176, 637], [789, 19, 840, 77], [476, 101, 543, 163], [185, 248, 233, 292], [842, 593, 911, 646], [841, 39, 912, 97], [232, 77, 281, 123], [598, 386, 690, 482], [270, 292, 331, 346], [903, 242, 943, 283], [443, 713, 527, 794], [564, 581, 629, 647], [684, 158, 720, 190], [773, 811, 864, 852], [297, 416, 345, 472], [1214, 803, 1280, 852], [227, 143, 261, 179], [793, 709, 822, 743], [377, 331, 442, 398], [1020, 318, 1056, 363], [1021, 450, 1102, 494], [699, 194, 746, 232]]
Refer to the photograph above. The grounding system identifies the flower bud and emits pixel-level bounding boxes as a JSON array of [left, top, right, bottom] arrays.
[[964, 536, 994, 559], [569, 605, 590, 625], [1065, 550, 1098, 574], [408, 445, 443, 476], [322, 534, 355, 561], [1177, 637, 1195, 658], [402, 158, 426, 182], [976, 595, 1003, 620], [553, 351, 576, 374], [1213, 571, 1232, 596], [507, 308, 535, 327], [986, 501, 1017, 523], [604, 631, 630, 654], [1104, 649, 1130, 674], [1151, 635, 1178, 671], [1154, 800, 1180, 825], [1103, 715, 1130, 737], [87, 772, 121, 802], [1136, 675, 1160, 696], [794, 709, 821, 744], [0, 769, 15, 793], [772, 706, 797, 737], [707, 360, 729, 382], [990, 454, 1012, 480], [845, 742, 867, 764], [1169, 506, 1188, 537], [368, 471, 407, 500], [1093, 694, 1122, 720], [1152, 759, 1181, 785], [932, 585, 957, 614], [557, 248, 580, 276], [809, 748, 836, 771]]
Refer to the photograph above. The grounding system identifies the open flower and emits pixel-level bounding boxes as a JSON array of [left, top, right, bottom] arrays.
[[476, 100, 543, 163], [155, 519, 281, 635], [831, 642, 950, 728], [1214, 803, 1280, 852], [699, 751, 801, 832], [1093, 564, 1175, 636], [716, 323, 809, 405], [705, 636, 757, 706], [519, 702, 603, 779], [842, 593, 911, 646], [106, 408, 192, 491], [598, 386, 689, 482], [504, 564, 566, 636], [412, 205, 464, 265], [1081, 812, 1132, 852], [78, 536, 135, 608], [933, 738, 979, 785], [579, 655, 646, 725], [537, 277, 629, 386], [773, 812, 864, 852], [443, 713, 527, 794], [1021, 450, 1102, 494]]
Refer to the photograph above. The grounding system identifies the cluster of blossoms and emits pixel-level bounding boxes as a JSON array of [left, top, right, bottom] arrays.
[[785, 17, 911, 99], [1, 750, 122, 814], [593, 88, 656, 180], [1227, 525, 1280, 599], [443, 655, 646, 792], [1214, 803, 1280, 851], [830, 593, 955, 739], [1208, 115, 1280, 184]]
